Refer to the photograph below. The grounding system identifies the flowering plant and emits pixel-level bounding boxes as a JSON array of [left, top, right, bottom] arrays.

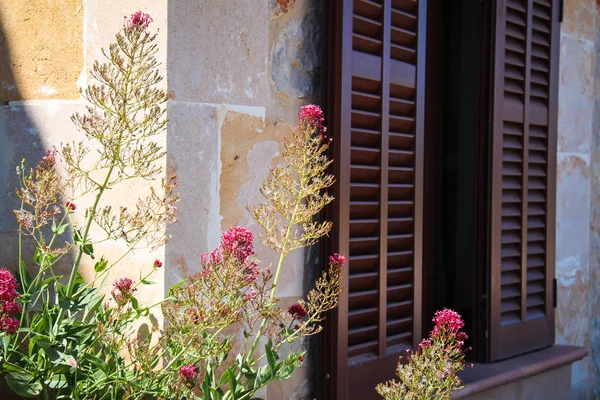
[[376, 309, 470, 400], [0, 11, 342, 400], [158, 103, 343, 399]]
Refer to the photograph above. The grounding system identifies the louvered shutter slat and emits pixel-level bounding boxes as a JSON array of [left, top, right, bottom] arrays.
[[324, 0, 425, 397], [489, 0, 558, 361]]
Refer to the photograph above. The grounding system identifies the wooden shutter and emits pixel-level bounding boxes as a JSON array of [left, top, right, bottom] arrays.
[[323, 0, 426, 398], [489, 0, 559, 360]]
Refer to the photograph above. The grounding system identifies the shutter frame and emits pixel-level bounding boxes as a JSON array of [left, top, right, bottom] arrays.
[[322, 0, 426, 398], [488, 0, 559, 361]]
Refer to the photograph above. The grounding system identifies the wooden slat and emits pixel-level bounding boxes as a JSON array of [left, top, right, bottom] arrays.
[[489, 0, 558, 361]]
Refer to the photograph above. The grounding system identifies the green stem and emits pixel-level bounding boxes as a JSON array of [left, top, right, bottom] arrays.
[[65, 163, 116, 298], [248, 199, 301, 358]]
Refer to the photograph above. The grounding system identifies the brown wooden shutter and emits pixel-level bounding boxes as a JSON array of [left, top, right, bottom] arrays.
[[323, 0, 426, 398], [488, 0, 559, 360]]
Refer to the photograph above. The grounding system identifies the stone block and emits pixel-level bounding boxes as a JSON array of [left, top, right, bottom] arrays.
[[0, 0, 83, 100], [167, 0, 270, 105], [558, 34, 594, 154]]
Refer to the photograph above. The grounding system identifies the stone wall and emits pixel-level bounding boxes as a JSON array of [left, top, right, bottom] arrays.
[[0, 0, 169, 344], [556, 0, 600, 398], [0, 0, 321, 399], [590, 0, 600, 398], [165, 1, 322, 397]]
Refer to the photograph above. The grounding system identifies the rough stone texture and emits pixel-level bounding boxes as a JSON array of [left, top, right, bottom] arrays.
[[461, 366, 572, 400], [590, 3, 600, 398], [268, 0, 322, 121], [554, 0, 599, 397], [167, 0, 270, 105], [558, 35, 595, 154], [562, 0, 597, 43], [164, 102, 221, 289], [0, 0, 83, 101]]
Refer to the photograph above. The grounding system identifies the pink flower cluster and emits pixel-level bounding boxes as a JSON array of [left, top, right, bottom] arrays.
[[186, 307, 204, 325], [124, 11, 153, 32], [288, 303, 307, 320], [328, 253, 347, 269], [112, 277, 136, 306], [0, 269, 21, 335], [221, 226, 255, 262], [179, 364, 197, 385], [40, 149, 57, 169], [202, 226, 259, 283], [431, 308, 468, 342], [298, 104, 326, 133]]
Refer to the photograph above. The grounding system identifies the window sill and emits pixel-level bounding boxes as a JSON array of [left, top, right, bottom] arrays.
[[453, 345, 587, 399]]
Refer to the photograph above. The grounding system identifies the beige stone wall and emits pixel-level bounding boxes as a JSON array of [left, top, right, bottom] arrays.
[[164, 1, 322, 397], [0, 0, 84, 101], [0, 0, 169, 337]]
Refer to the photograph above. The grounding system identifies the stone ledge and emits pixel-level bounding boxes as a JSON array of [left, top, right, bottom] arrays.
[[454, 345, 588, 399]]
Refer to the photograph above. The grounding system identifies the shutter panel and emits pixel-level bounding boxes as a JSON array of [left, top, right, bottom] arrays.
[[324, 0, 426, 397], [489, 0, 559, 360]]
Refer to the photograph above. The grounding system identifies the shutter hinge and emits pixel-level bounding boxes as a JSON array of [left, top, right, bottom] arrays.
[[559, 0, 564, 23], [553, 278, 558, 308]]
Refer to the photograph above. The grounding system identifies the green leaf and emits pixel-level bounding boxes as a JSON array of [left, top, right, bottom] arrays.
[[33, 248, 43, 265], [74, 229, 83, 244], [5, 371, 42, 398], [56, 222, 69, 235], [168, 279, 187, 296], [46, 373, 68, 389], [82, 242, 94, 259], [265, 343, 277, 374], [141, 279, 157, 285], [94, 257, 108, 273]]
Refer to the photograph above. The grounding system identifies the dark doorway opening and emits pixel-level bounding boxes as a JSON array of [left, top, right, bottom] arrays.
[[422, 0, 492, 363]]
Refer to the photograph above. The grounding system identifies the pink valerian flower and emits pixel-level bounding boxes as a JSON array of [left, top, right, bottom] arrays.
[[328, 253, 347, 269], [0, 269, 20, 335], [418, 338, 432, 351], [124, 11, 153, 32], [431, 308, 467, 340], [112, 277, 136, 306], [179, 364, 197, 386], [2, 301, 22, 316], [299, 355, 304, 362], [153, 259, 163, 268], [1, 318, 20, 335], [246, 288, 257, 301], [243, 261, 260, 283], [298, 104, 326, 133], [186, 307, 204, 325], [65, 202, 76, 211], [288, 303, 307, 320], [200, 267, 211, 279], [40, 149, 57, 168], [0, 269, 19, 302], [221, 226, 255, 262]]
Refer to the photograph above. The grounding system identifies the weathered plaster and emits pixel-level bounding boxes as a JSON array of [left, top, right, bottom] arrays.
[[165, 102, 221, 289], [167, 0, 270, 105], [0, 0, 83, 101], [558, 35, 594, 153], [268, 0, 321, 121]]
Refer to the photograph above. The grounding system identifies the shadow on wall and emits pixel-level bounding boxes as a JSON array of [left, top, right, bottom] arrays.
[[0, 10, 75, 276], [0, 11, 39, 400]]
